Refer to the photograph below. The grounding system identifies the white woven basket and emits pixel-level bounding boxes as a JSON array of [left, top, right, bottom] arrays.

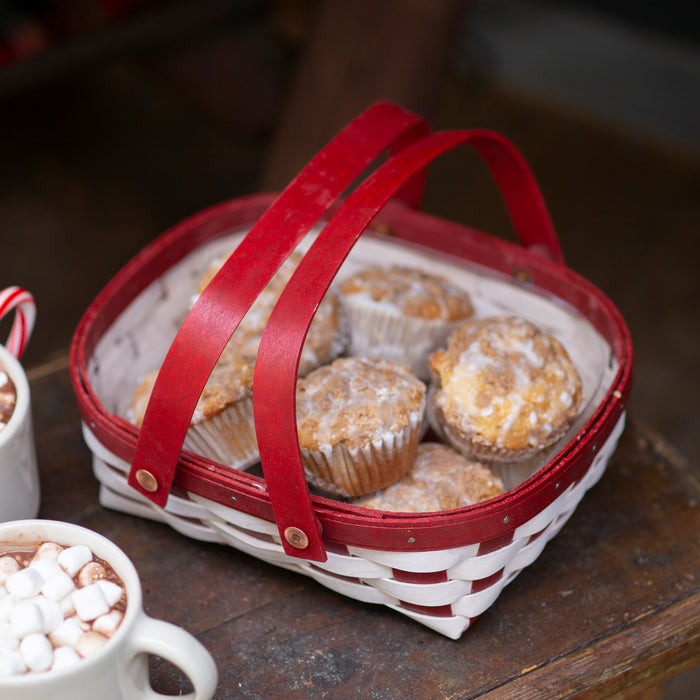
[[84, 412, 624, 639], [71, 104, 632, 639]]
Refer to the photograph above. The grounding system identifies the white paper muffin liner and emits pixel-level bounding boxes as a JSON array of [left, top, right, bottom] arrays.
[[184, 396, 259, 471], [297, 287, 348, 377], [339, 295, 463, 381], [426, 385, 569, 488], [300, 405, 424, 498], [298, 317, 348, 377]]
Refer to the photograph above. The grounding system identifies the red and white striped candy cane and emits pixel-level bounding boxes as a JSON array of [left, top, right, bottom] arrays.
[[0, 286, 36, 359]]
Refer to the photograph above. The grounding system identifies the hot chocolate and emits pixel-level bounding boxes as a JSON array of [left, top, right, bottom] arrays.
[[0, 362, 17, 432], [0, 541, 127, 676]]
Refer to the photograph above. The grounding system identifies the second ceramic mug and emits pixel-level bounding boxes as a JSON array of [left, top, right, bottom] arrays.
[[0, 519, 218, 699], [0, 287, 40, 522]]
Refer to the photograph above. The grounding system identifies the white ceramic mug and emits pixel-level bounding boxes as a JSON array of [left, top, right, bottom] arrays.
[[0, 287, 40, 522], [0, 519, 218, 699]]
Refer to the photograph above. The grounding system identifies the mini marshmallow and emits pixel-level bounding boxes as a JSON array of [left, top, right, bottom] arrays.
[[0, 650, 26, 677], [78, 561, 107, 587], [6, 567, 43, 599], [0, 593, 19, 622], [58, 594, 76, 619], [34, 596, 63, 635], [72, 584, 109, 622], [75, 630, 108, 658], [96, 580, 123, 608], [0, 541, 127, 677], [19, 633, 54, 673], [58, 545, 93, 577], [9, 601, 44, 638], [30, 557, 62, 583], [0, 556, 20, 585], [92, 610, 123, 638], [41, 570, 75, 601], [69, 615, 91, 632], [49, 617, 84, 648], [51, 646, 81, 671], [33, 542, 64, 562], [0, 620, 19, 651]]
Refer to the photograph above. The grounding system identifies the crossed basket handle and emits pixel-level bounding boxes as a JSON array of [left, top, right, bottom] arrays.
[[128, 102, 430, 505], [129, 102, 563, 562]]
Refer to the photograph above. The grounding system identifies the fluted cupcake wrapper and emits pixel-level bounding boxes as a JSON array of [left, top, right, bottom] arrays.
[[297, 310, 348, 377], [301, 407, 424, 498], [185, 396, 260, 471], [426, 386, 569, 488], [340, 296, 462, 382]]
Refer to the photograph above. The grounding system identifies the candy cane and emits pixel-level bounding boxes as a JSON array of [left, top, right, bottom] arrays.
[[0, 286, 36, 359]]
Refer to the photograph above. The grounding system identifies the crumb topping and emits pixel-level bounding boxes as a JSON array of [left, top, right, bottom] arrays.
[[354, 443, 503, 512], [340, 266, 473, 321], [430, 316, 582, 451], [199, 249, 340, 374], [296, 357, 426, 451], [132, 347, 255, 425]]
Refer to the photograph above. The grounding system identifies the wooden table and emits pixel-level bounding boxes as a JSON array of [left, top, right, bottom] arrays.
[[26, 357, 700, 699]]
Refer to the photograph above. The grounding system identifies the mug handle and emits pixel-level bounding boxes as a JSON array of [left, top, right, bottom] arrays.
[[0, 286, 36, 359], [125, 614, 218, 700]]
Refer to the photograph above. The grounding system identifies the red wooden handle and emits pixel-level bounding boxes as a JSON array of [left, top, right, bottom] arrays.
[[128, 101, 430, 507], [255, 129, 563, 559]]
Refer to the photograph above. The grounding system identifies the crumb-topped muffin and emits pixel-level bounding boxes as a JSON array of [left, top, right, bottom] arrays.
[[198, 248, 343, 376], [428, 316, 582, 462], [354, 442, 503, 512], [338, 265, 474, 380], [131, 346, 259, 469], [129, 248, 345, 469], [296, 357, 426, 497]]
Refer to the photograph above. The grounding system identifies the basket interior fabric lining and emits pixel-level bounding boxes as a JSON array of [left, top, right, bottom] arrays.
[[88, 227, 619, 490]]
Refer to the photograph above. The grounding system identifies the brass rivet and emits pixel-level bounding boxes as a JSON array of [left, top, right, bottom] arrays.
[[513, 267, 534, 284], [373, 220, 394, 237], [284, 526, 309, 550], [135, 469, 158, 493]]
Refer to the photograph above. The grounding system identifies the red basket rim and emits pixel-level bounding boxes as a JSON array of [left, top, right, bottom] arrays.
[[70, 193, 632, 553]]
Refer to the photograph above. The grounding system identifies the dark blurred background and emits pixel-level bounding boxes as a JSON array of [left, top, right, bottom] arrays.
[[0, 1, 698, 695]]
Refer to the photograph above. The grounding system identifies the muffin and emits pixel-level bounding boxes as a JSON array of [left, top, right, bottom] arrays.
[[131, 346, 259, 470], [428, 316, 582, 463], [295, 357, 426, 497], [129, 248, 346, 469], [354, 442, 503, 512], [338, 265, 474, 380], [198, 248, 343, 376]]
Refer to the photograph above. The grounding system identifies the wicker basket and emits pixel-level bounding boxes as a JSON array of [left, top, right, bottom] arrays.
[[70, 102, 632, 639]]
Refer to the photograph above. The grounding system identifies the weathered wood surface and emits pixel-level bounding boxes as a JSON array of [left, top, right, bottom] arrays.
[[28, 360, 700, 699]]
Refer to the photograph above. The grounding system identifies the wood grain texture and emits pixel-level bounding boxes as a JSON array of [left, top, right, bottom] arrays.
[[28, 365, 700, 698], [4, 5, 697, 694]]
